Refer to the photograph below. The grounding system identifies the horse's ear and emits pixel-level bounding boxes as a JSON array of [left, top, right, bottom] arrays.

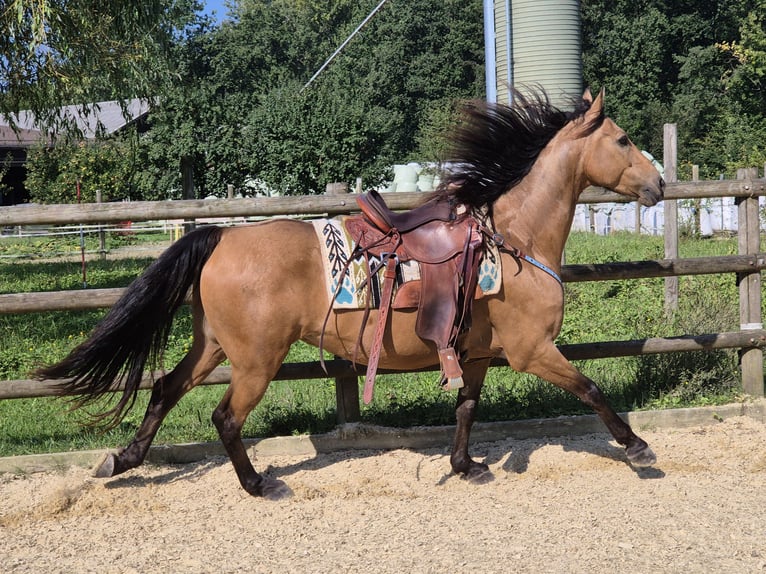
[[585, 87, 605, 119], [582, 87, 593, 104]]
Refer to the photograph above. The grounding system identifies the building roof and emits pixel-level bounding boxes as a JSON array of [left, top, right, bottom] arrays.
[[0, 124, 44, 147], [0, 98, 152, 147]]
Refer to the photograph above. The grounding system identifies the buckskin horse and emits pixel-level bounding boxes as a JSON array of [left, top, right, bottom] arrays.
[[37, 88, 664, 499]]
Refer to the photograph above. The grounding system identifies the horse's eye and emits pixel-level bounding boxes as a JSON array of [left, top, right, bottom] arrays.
[[618, 135, 630, 147]]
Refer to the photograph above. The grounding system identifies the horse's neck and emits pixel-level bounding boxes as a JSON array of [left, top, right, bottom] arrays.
[[491, 149, 585, 268]]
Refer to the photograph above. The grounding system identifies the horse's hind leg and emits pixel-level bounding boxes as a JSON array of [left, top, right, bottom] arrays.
[[94, 324, 225, 478], [450, 358, 493, 482], [211, 365, 293, 500], [521, 345, 656, 466]]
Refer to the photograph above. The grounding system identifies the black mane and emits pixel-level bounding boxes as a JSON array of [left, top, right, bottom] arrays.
[[435, 88, 602, 209]]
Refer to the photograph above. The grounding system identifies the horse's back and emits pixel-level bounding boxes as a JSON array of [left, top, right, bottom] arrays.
[[204, 219, 322, 285]]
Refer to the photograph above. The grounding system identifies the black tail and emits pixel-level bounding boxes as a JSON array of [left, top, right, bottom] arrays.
[[35, 225, 224, 428]]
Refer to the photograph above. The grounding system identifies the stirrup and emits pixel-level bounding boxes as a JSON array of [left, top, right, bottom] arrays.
[[438, 347, 464, 390]]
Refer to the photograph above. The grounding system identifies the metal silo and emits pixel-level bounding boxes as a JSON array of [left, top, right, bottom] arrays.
[[485, 0, 582, 108]]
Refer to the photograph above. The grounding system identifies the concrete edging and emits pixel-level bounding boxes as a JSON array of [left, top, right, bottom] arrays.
[[1, 399, 764, 475]]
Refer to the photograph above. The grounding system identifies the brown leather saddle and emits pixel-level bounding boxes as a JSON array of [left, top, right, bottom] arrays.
[[339, 189, 484, 404]]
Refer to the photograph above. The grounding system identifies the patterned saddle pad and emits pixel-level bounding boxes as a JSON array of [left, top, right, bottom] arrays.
[[312, 217, 501, 310]]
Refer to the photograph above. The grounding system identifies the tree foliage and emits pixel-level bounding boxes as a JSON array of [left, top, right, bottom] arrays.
[[125, 0, 484, 198], [25, 131, 141, 203], [0, 0, 203, 131], [14, 0, 766, 203]]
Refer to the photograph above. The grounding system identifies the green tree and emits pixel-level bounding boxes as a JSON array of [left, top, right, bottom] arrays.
[[582, 0, 761, 177], [682, 2, 766, 178], [25, 136, 138, 203], [582, 3, 673, 147], [133, 0, 484, 197], [0, 0, 204, 132], [718, 2, 766, 116], [243, 79, 393, 194]]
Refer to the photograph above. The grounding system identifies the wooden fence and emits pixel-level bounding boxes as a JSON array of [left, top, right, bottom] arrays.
[[1, 177, 766, 424]]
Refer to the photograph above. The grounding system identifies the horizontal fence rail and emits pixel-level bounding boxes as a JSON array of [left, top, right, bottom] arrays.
[[1, 179, 765, 226], [4, 330, 765, 400], [2, 253, 765, 315], [1, 180, 765, 421]]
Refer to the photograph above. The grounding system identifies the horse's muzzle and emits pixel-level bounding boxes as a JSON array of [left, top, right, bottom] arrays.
[[638, 176, 665, 206]]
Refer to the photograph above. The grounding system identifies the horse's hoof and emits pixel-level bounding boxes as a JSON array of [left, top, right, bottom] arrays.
[[261, 478, 293, 501], [626, 444, 657, 467], [93, 452, 117, 478]]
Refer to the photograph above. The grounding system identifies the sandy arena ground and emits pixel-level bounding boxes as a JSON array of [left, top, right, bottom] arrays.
[[2, 415, 766, 573]]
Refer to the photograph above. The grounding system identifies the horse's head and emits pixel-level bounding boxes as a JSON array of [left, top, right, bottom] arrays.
[[575, 89, 665, 206]]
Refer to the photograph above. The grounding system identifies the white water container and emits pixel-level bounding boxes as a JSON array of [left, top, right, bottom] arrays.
[[394, 163, 418, 192]]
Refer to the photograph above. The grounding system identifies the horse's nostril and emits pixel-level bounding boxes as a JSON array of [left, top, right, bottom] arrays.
[[659, 177, 666, 191]]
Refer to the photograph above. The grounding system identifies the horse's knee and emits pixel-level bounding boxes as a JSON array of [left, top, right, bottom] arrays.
[[211, 405, 225, 429]]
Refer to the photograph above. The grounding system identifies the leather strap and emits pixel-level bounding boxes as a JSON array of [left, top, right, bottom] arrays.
[[363, 254, 399, 404]]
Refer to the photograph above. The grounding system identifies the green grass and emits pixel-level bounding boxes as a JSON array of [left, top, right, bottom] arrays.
[[0, 228, 171, 260], [0, 231, 751, 457]]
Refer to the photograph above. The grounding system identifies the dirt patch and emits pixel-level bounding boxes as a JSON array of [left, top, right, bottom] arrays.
[[2, 416, 766, 573]]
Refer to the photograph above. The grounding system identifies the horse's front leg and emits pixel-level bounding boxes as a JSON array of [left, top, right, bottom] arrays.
[[519, 344, 656, 467], [450, 357, 493, 482]]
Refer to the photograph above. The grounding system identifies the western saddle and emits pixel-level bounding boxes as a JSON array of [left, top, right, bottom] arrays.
[[340, 189, 484, 404]]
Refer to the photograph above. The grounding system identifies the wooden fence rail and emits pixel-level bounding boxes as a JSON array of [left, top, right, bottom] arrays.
[[2, 253, 765, 315], [1, 179, 765, 226], [3, 329, 766, 402], [1, 181, 765, 422]]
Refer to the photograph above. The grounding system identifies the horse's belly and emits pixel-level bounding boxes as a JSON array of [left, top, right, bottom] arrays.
[[306, 307, 440, 370]]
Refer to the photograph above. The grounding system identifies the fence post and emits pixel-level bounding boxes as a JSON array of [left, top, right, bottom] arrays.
[[663, 124, 679, 312], [736, 167, 763, 396], [96, 189, 106, 260], [334, 357, 360, 424], [692, 165, 701, 236], [181, 155, 196, 234]]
